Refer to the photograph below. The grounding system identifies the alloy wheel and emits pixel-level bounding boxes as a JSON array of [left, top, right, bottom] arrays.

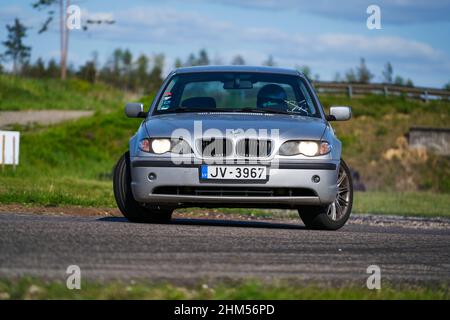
[[327, 164, 351, 221]]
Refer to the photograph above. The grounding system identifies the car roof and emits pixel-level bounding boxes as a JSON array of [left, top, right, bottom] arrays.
[[173, 65, 302, 76]]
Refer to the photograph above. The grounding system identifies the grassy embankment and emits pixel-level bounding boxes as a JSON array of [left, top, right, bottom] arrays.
[[0, 74, 124, 111], [0, 75, 449, 217], [0, 277, 448, 300]]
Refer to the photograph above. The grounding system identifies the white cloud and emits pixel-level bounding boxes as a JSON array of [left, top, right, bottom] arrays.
[[111, 6, 233, 43], [94, 5, 445, 62], [316, 34, 444, 60]]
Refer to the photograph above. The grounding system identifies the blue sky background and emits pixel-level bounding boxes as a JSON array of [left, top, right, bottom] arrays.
[[1, 0, 450, 87]]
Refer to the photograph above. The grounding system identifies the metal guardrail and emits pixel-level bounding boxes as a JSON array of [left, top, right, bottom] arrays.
[[312, 81, 450, 102]]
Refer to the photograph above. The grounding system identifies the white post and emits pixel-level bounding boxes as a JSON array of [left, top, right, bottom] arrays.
[[1, 134, 5, 172], [13, 136, 16, 171]]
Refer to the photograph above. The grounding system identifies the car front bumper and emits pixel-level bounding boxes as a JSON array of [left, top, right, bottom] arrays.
[[130, 158, 340, 208]]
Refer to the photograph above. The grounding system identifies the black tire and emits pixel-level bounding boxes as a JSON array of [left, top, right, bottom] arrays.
[[113, 151, 173, 223], [298, 159, 353, 230]]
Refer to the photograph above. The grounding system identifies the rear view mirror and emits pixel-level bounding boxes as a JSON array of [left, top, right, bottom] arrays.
[[326, 106, 352, 121], [223, 79, 253, 89], [125, 103, 147, 118]]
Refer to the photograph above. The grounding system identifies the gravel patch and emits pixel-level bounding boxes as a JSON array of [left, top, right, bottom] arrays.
[[0, 110, 94, 129], [350, 213, 450, 230], [0, 204, 448, 230]]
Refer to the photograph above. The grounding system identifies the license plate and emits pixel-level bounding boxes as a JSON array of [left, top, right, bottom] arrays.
[[200, 165, 267, 180]]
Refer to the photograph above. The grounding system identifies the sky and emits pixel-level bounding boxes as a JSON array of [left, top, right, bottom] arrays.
[[1, 0, 450, 87]]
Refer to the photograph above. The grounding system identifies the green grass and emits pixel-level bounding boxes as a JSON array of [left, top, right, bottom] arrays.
[[0, 277, 448, 300], [0, 177, 114, 207], [0, 75, 125, 111], [318, 93, 450, 118], [353, 192, 450, 217]]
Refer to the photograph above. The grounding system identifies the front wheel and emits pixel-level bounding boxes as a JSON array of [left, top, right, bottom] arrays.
[[298, 160, 353, 230], [113, 151, 173, 223]]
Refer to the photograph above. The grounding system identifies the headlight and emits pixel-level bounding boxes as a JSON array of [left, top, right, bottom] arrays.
[[139, 138, 192, 154], [279, 141, 331, 156], [151, 139, 171, 154], [298, 141, 319, 156]]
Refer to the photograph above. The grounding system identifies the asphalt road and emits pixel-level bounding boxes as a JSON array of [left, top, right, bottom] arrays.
[[0, 212, 449, 285]]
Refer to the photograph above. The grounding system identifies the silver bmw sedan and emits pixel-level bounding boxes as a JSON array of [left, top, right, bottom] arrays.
[[113, 66, 353, 230]]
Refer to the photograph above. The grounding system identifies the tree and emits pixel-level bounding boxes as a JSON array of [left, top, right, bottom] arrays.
[[2, 18, 31, 74], [262, 55, 276, 66], [78, 60, 96, 83], [97, 48, 164, 92], [231, 55, 245, 65], [297, 65, 311, 79], [356, 58, 373, 83], [405, 79, 414, 87], [34, 58, 46, 77], [444, 81, 450, 91], [122, 49, 133, 89], [345, 69, 357, 83], [111, 48, 123, 86], [23, 57, 46, 78], [382, 62, 393, 84], [333, 72, 342, 82], [135, 54, 150, 88], [46, 58, 60, 77], [197, 49, 210, 65], [148, 53, 165, 93], [174, 57, 183, 68], [185, 53, 197, 66], [75, 52, 97, 83], [342, 59, 372, 83], [122, 49, 132, 71], [394, 75, 404, 86], [183, 50, 210, 66]]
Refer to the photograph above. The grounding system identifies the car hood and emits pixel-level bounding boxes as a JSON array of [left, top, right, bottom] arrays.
[[143, 112, 327, 140]]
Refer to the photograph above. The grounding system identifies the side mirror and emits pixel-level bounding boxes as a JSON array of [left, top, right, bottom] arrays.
[[125, 103, 147, 118], [326, 106, 352, 121]]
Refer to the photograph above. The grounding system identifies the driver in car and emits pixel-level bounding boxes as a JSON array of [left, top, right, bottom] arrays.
[[257, 84, 308, 115]]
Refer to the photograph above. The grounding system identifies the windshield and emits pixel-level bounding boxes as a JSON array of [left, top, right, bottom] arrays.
[[153, 72, 320, 117]]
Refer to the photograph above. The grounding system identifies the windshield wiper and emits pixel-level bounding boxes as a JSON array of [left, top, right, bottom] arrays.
[[170, 107, 217, 113], [166, 107, 291, 115], [230, 107, 289, 115]]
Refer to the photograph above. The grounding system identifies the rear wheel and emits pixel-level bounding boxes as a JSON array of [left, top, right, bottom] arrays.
[[113, 152, 173, 223], [298, 159, 353, 230]]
